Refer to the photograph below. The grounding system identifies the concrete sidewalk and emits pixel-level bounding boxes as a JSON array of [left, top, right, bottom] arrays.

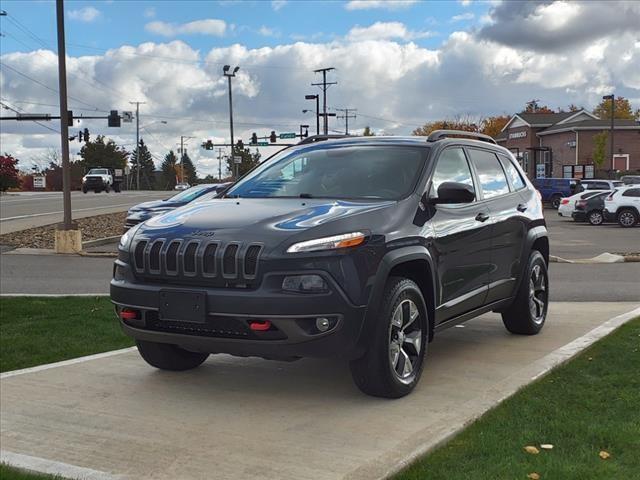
[[2, 302, 638, 480]]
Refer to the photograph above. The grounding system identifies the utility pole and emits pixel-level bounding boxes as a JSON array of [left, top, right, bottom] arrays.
[[216, 147, 224, 181], [55, 0, 72, 230], [336, 108, 357, 135], [223, 65, 239, 174], [312, 67, 336, 135], [179, 136, 194, 183], [130, 101, 145, 190]]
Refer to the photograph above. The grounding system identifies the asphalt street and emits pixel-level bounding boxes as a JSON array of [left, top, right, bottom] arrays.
[[0, 191, 169, 234]]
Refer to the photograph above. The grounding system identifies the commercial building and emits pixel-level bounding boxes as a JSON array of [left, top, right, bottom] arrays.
[[495, 110, 640, 179]]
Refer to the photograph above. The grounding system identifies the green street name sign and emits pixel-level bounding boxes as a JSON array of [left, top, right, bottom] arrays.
[[279, 133, 297, 139], [253, 141, 269, 146]]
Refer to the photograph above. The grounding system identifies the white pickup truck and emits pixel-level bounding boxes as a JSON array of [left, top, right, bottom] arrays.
[[82, 168, 117, 193]]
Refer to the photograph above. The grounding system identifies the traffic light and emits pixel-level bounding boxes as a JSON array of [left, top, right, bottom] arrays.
[[251, 132, 258, 144], [78, 130, 83, 143], [303, 127, 309, 138], [83, 128, 90, 142], [202, 139, 214, 150], [67, 110, 73, 127], [236, 139, 244, 150], [270, 131, 277, 143], [108, 110, 121, 127]]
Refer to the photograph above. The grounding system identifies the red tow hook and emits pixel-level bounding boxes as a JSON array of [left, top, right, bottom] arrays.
[[249, 320, 272, 331], [119, 308, 140, 321]]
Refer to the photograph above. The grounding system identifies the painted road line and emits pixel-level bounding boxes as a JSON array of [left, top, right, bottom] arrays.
[[1, 203, 135, 221]]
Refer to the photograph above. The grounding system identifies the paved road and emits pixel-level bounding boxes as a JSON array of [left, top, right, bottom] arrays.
[[1, 302, 637, 480], [0, 191, 169, 234], [1, 252, 639, 301]]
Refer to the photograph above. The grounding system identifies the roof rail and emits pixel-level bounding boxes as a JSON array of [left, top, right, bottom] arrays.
[[297, 134, 350, 145], [426, 130, 497, 145]]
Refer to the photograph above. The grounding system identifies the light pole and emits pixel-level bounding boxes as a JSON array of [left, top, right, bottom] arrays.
[[130, 100, 146, 190], [179, 135, 194, 184], [223, 65, 239, 176], [299, 124, 309, 139], [602, 94, 615, 175], [305, 94, 320, 135]]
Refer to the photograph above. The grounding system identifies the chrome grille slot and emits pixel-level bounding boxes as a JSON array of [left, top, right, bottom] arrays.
[[244, 245, 262, 277], [183, 242, 199, 274], [134, 241, 147, 271], [148, 241, 163, 272], [202, 243, 218, 276], [165, 241, 180, 273], [223, 244, 239, 277]]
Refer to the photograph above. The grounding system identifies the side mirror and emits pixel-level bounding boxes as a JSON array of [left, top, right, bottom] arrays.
[[431, 182, 475, 204]]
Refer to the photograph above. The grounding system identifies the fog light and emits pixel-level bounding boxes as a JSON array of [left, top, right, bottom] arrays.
[[316, 317, 330, 332], [282, 275, 328, 293]]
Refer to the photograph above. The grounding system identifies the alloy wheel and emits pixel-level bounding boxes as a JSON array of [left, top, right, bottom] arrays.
[[619, 211, 635, 227], [388, 299, 422, 383], [529, 264, 547, 324], [589, 211, 603, 225]]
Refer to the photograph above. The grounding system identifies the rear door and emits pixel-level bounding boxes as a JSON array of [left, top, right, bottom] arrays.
[[429, 147, 492, 323], [467, 148, 527, 304]]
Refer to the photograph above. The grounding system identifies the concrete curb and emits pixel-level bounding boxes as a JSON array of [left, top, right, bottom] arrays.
[[349, 305, 640, 480], [0, 450, 124, 480], [82, 235, 121, 248], [550, 252, 639, 264], [3, 246, 118, 258], [0, 293, 108, 298]]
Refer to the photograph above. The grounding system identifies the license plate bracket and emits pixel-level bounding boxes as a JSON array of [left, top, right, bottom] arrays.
[[159, 290, 207, 323]]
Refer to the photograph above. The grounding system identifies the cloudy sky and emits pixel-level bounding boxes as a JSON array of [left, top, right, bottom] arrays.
[[1, 0, 639, 176]]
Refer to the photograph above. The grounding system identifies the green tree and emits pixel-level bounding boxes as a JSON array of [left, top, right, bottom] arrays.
[[362, 126, 375, 136], [130, 139, 156, 190], [593, 96, 635, 120], [226, 145, 261, 178], [0, 154, 20, 191], [78, 135, 128, 171], [161, 150, 178, 189], [179, 153, 198, 184], [592, 131, 608, 168]]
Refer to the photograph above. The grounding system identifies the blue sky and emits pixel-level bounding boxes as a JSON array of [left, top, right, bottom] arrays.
[[2, 1, 487, 54]]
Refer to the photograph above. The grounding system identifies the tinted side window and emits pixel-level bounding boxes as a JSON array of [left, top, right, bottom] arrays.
[[622, 188, 640, 197], [498, 155, 526, 190], [429, 148, 475, 200], [468, 149, 510, 199]]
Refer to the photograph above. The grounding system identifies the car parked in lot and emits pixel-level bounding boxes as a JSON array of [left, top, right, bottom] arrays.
[[604, 186, 640, 228], [532, 177, 579, 209], [572, 191, 612, 225], [578, 179, 624, 191], [124, 184, 226, 231], [174, 182, 191, 191], [112, 131, 549, 398], [558, 191, 604, 219], [620, 175, 640, 185]]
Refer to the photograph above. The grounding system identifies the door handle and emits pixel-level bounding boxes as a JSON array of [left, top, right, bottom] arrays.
[[475, 212, 490, 222], [517, 203, 528, 212]]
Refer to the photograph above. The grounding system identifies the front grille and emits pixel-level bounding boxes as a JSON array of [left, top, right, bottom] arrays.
[[132, 238, 263, 287]]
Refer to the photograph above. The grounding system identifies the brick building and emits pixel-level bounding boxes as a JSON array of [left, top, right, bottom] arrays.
[[495, 110, 640, 179]]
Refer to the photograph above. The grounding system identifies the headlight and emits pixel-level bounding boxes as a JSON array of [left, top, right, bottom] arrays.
[[119, 223, 142, 249], [286, 231, 366, 253], [82, 176, 87, 182]]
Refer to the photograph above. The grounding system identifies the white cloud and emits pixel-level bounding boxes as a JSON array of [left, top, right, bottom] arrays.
[[459, 0, 472, 6], [258, 26, 279, 37], [451, 12, 475, 22], [68, 6, 101, 23], [145, 19, 227, 37], [143, 7, 156, 19], [344, 0, 418, 11], [271, 0, 287, 11], [347, 22, 434, 41]]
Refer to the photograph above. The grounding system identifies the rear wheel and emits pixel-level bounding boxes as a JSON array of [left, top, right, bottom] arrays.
[[502, 250, 548, 335], [588, 210, 604, 225], [550, 195, 562, 209], [617, 209, 638, 228], [350, 277, 428, 398], [136, 340, 209, 371]]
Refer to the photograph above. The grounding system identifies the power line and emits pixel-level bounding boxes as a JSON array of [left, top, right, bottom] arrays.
[[0, 100, 60, 133], [336, 108, 357, 135]]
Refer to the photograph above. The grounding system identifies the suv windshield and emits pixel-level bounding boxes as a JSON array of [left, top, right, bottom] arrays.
[[169, 185, 210, 202], [226, 145, 426, 200], [88, 169, 108, 175]]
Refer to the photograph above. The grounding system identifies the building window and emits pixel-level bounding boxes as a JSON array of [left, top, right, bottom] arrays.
[[563, 164, 594, 179]]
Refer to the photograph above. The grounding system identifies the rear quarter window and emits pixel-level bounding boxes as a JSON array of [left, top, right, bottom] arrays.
[[622, 188, 640, 197], [467, 149, 510, 199], [498, 154, 526, 190]]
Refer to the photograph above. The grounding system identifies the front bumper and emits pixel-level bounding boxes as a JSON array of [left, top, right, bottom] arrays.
[[571, 211, 587, 222], [111, 270, 367, 360]]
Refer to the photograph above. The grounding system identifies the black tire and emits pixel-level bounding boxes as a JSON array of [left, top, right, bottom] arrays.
[[105, 184, 110, 193], [587, 210, 604, 226], [82, 187, 88, 194], [502, 250, 548, 335], [136, 340, 209, 371], [550, 195, 562, 209], [617, 209, 638, 228], [350, 277, 429, 398]]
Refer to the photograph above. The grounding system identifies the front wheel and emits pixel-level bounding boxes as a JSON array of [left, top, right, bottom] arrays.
[[617, 209, 638, 228], [136, 340, 209, 371], [588, 210, 604, 225], [104, 184, 110, 193], [350, 277, 428, 398], [550, 195, 562, 209], [502, 250, 548, 335]]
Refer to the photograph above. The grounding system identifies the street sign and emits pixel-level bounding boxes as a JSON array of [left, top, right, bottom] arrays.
[[33, 175, 46, 189], [279, 133, 296, 139], [234, 155, 243, 164], [122, 111, 133, 123], [253, 141, 269, 146]]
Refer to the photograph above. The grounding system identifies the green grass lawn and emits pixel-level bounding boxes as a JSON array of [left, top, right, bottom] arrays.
[[0, 296, 133, 373], [397, 317, 640, 480]]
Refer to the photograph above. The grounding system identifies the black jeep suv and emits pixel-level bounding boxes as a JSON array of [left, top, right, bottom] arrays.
[[111, 131, 549, 398]]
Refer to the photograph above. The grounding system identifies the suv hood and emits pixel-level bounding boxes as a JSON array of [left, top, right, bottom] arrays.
[[129, 199, 171, 212], [138, 198, 396, 246]]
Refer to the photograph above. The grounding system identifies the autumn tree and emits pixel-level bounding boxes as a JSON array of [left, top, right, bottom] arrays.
[[161, 150, 178, 189], [480, 115, 510, 138], [0, 154, 20, 191], [523, 100, 555, 114], [412, 116, 480, 136], [592, 131, 608, 168], [79, 135, 128, 171], [593, 96, 636, 120], [130, 139, 156, 190], [362, 126, 375, 136]]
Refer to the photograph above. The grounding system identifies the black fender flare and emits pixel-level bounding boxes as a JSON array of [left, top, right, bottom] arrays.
[[511, 225, 549, 300]]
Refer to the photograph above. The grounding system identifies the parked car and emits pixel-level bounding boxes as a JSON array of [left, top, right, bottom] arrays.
[[620, 175, 640, 185], [124, 184, 226, 231], [558, 190, 605, 218], [112, 131, 549, 398], [572, 191, 612, 225], [174, 182, 191, 191], [532, 178, 579, 209], [578, 179, 624, 191], [603, 185, 640, 227]]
